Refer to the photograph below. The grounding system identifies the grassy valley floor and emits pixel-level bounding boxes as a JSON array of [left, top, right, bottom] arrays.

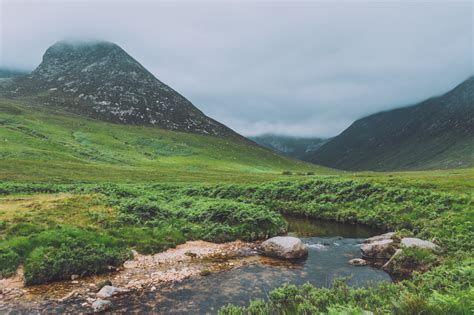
[[0, 96, 473, 314], [0, 170, 473, 314]]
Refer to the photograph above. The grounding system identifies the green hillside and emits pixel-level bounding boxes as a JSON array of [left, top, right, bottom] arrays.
[[0, 98, 328, 183]]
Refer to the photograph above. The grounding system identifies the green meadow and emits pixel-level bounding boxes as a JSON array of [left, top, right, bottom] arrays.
[[0, 97, 473, 314], [0, 98, 327, 183]]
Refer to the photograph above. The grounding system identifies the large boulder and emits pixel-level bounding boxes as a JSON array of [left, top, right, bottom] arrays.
[[401, 238, 439, 251], [360, 239, 396, 259], [261, 236, 308, 259], [96, 285, 129, 299]]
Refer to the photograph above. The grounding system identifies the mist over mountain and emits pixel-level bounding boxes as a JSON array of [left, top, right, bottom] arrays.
[[0, 68, 29, 79], [308, 76, 474, 171], [0, 41, 242, 139], [250, 134, 328, 160]]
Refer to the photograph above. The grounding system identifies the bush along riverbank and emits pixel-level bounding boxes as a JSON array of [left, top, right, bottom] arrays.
[[0, 177, 473, 313]]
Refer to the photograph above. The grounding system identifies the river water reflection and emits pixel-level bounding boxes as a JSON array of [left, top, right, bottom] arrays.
[[112, 216, 391, 314]]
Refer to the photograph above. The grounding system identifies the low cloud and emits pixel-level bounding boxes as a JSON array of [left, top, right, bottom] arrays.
[[1, 0, 472, 136]]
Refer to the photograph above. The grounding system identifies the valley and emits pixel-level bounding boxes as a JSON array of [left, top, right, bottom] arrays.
[[0, 39, 472, 314]]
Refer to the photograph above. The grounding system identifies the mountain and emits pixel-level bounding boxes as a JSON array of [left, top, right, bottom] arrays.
[[0, 41, 240, 138], [308, 76, 474, 171], [250, 134, 328, 160]]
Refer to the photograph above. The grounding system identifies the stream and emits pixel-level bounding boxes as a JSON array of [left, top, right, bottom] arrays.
[[111, 216, 391, 314], [2, 217, 391, 314]]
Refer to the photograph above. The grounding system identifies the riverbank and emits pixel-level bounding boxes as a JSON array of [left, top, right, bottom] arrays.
[[0, 240, 258, 311]]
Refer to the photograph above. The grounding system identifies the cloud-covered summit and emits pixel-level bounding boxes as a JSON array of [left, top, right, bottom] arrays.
[[1, 0, 472, 137]]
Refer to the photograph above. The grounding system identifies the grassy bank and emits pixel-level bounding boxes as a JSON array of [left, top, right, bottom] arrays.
[[0, 172, 473, 313]]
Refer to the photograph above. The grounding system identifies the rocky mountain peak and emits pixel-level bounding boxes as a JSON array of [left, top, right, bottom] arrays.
[[1, 40, 241, 138]]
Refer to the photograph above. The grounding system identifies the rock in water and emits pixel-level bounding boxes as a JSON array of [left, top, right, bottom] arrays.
[[349, 258, 368, 266], [96, 285, 130, 299], [260, 236, 308, 259], [401, 238, 439, 251], [92, 299, 112, 313], [360, 239, 396, 259]]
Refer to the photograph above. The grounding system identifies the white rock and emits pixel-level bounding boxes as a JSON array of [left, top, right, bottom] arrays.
[[401, 238, 439, 250], [96, 285, 129, 299], [349, 258, 369, 266], [261, 236, 308, 259]]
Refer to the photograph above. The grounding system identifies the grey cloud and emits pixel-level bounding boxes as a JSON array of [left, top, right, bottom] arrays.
[[1, 0, 472, 137]]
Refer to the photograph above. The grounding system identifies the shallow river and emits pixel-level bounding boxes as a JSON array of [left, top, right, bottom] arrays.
[[4, 217, 390, 314], [110, 217, 391, 314]]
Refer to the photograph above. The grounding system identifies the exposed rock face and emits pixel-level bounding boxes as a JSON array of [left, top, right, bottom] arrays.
[[1, 41, 242, 139], [96, 285, 129, 299], [359, 233, 441, 277], [401, 238, 440, 251], [360, 239, 396, 259], [260, 236, 308, 259], [92, 299, 112, 313]]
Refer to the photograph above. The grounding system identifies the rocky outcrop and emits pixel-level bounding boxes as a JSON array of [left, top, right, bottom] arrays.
[[354, 233, 441, 277], [260, 236, 308, 259], [0, 41, 243, 139]]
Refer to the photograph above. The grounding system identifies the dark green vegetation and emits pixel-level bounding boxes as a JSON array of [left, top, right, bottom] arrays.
[[0, 174, 472, 314], [0, 98, 325, 183], [0, 185, 286, 283], [309, 76, 474, 171], [250, 134, 328, 160]]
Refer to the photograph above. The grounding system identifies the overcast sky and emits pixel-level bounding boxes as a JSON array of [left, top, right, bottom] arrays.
[[0, 0, 472, 137]]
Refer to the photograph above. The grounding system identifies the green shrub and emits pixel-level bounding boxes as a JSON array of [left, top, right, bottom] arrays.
[[0, 226, 130, 284], [175, 199, 287, 242], [113, 226, 186, 254], [118, 198, 171, 223], [24, 242, 130, 285], [6, 222, 45, 237], [0, 248, 20, 278], [386, 247, 439, 277]]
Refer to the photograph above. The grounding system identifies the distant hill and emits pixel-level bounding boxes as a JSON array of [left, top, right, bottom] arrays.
[[308, 76, 474, 171], [0, 41, 241, 139], [250, 134, 328, 160]]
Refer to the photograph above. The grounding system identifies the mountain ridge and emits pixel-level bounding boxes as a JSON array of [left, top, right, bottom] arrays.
[[308, 76, 474, 171], [0, 40, 242, 139]]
